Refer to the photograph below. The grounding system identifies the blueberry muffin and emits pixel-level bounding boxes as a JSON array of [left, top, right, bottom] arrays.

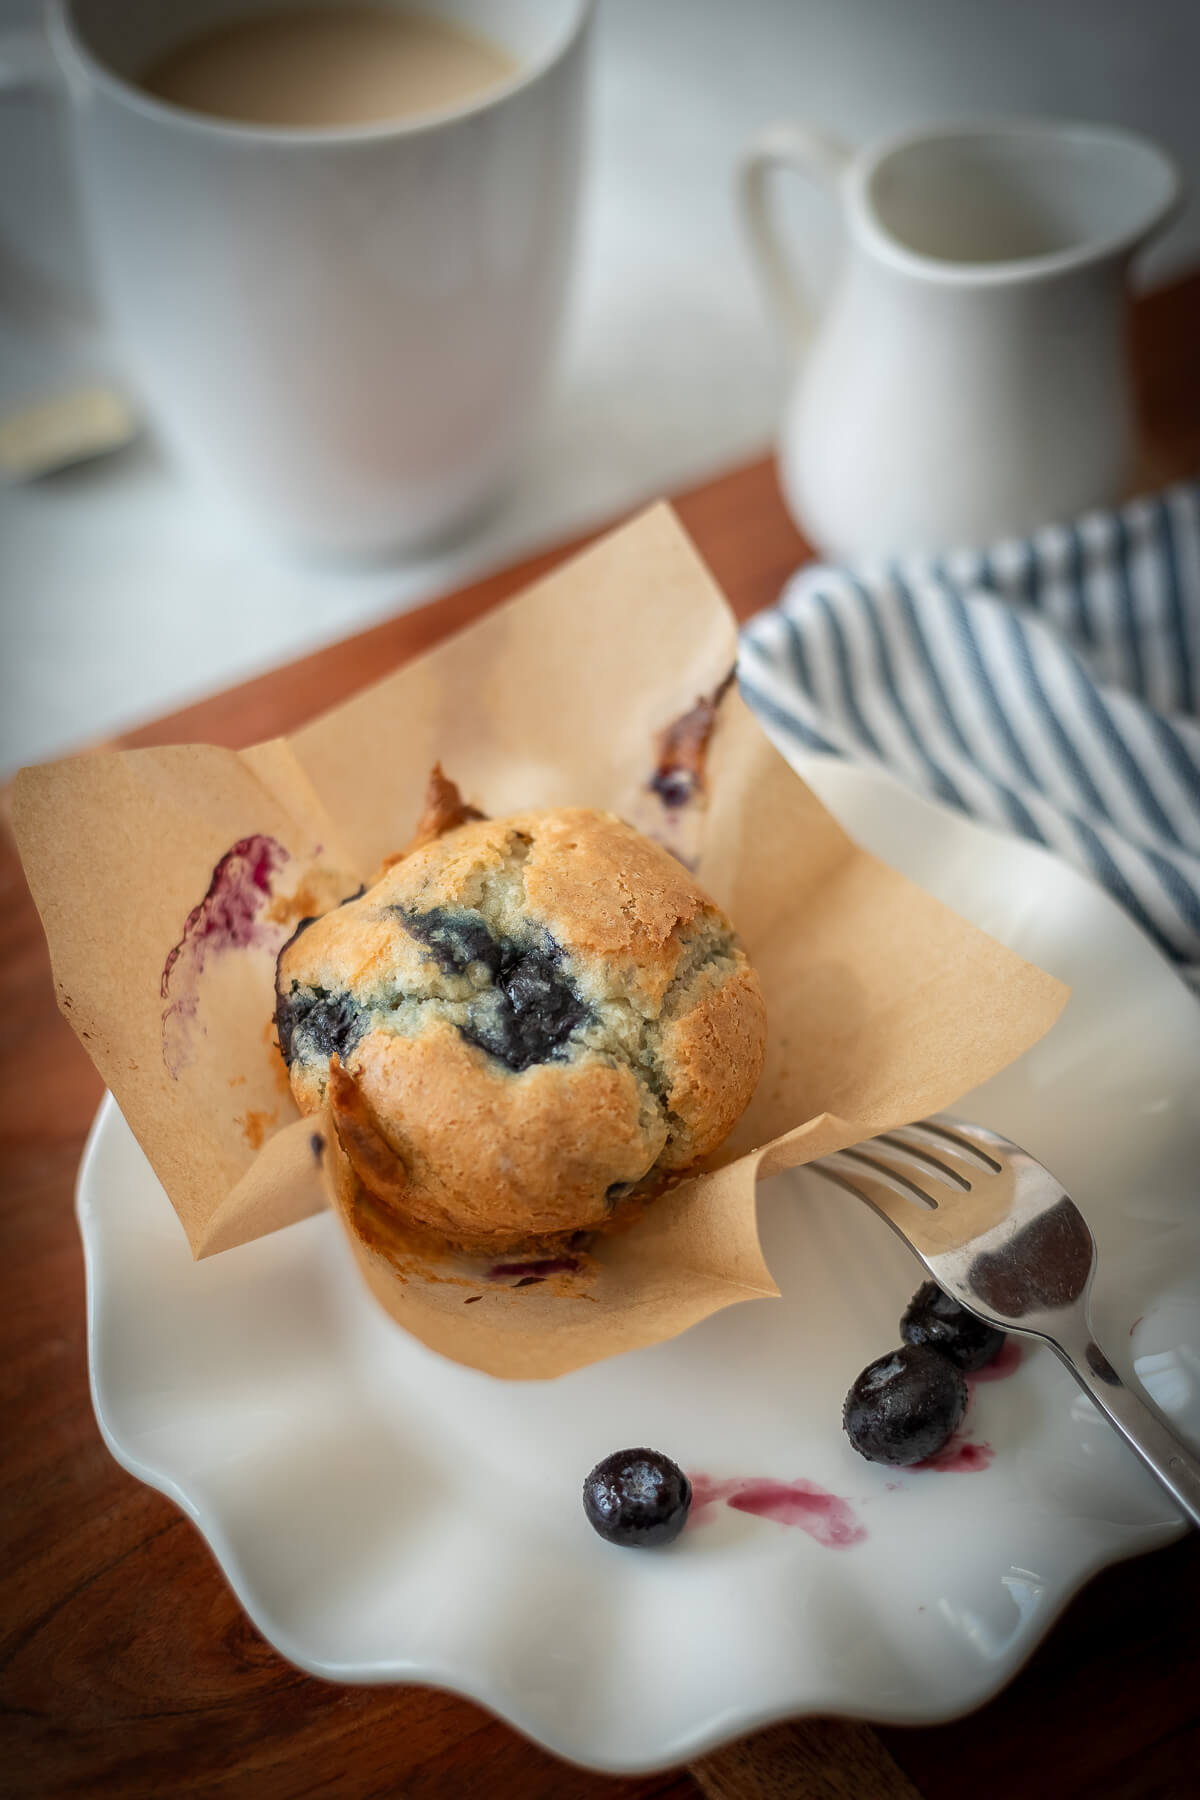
[[274, 792, 766, 1254]]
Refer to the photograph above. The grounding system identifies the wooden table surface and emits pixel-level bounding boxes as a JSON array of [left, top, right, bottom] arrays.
[[3, 273, 1199, 1800]]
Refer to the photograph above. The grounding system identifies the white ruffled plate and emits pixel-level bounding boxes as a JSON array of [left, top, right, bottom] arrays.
[[77, 757, 1200, 1774]]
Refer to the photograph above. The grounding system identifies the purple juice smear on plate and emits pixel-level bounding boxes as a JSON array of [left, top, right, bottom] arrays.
[[915, 1338, 1017, 1469], [688, 1474, 866, 1548], [729, 1479, 867, 1547], [687, 1475, 742, 1522], [967, 1336, 1022, 1386], [917, 1436, 995, 1473]]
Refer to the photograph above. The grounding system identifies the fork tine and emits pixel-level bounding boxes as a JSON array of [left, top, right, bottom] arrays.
[[825, 1147, 939, 1210], [818, 1146, 1005, 1261], [814, 1157, 944, 1264], [898, 1118, 1003, 1174], [814, 1159, 908, 1216], [820, 1147, 990, 1263], [871, 1132, 972, 1191]]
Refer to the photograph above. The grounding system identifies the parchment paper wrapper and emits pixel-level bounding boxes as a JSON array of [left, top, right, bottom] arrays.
[[13, 504, 1067, 1377]]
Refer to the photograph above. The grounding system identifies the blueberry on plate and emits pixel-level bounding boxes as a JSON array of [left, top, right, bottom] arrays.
[[901, 1279, 1007, 1373], [583, 1448, 692, 1547], [843, 1345, 967, 1466]]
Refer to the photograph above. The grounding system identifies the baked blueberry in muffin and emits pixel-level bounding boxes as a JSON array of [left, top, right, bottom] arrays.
[[274, 779, 766, 1254]]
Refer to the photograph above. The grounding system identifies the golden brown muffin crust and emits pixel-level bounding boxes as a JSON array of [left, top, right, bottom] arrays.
[[275, 804, 765, 1253]]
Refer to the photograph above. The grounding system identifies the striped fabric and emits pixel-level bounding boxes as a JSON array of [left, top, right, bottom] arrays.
[[739, 482, 1200, 986]]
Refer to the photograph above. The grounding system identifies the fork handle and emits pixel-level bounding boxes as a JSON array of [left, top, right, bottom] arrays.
[[1051, 1338, 1200, 1529]]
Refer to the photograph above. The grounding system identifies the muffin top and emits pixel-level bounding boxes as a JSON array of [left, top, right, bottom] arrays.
[[275, 804, 765, 1253]]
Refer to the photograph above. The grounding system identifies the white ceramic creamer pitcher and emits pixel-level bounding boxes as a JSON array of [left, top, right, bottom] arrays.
[[738, 119, 1181, 559]]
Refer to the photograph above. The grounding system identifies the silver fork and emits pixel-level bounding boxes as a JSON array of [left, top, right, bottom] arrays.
[[814, 1117, 1200, 1527]]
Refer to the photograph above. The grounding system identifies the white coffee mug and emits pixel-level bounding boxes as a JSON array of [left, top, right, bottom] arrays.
[[1, 0, 592, 557]]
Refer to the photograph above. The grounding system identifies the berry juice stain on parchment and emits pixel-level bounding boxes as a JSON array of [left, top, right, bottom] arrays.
[[160, 835, 290, 1077], [486, 1256, 582, 1282], [634, 668, 736, 868], [648, 669, 736, 810], [688, 1474, 866, 1548]]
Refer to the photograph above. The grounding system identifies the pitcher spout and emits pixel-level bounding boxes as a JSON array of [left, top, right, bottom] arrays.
[[853, 118, 1182, 282]]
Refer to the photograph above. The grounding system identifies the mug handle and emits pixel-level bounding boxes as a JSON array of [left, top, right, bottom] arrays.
[[0, 25, 100, 341], [737, 123, 850, 354]]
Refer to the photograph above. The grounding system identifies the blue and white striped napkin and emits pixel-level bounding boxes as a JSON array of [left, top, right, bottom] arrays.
[[739, 483, 1200, 986]]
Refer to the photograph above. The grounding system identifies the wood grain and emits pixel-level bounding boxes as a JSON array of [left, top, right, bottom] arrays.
[[693, 1721, 923, 1800], [2, 272, 1199, 1800]]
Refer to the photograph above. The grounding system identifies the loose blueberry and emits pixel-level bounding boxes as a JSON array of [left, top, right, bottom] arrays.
[[900, 1280, 1006, 1373], [583, 1448, 692, 1547], [843, 1345, 967, 1467]]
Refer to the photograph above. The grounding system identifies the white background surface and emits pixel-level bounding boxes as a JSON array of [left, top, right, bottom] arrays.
[[3, 0, 1199, 773]]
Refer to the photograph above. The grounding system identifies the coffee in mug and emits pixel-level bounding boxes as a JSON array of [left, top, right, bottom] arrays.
[[139, 4, 518, 130]]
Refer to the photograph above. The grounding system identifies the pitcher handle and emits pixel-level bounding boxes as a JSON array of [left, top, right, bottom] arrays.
[[737, 123, 851, 354]]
